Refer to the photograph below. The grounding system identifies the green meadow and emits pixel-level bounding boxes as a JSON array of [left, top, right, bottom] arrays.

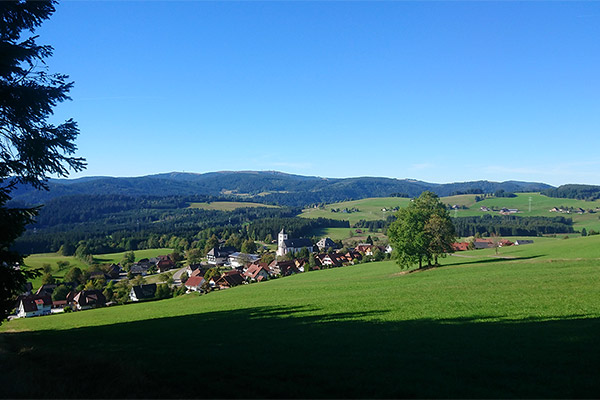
[[22, 248, 173, 288], [448, 192, 600, 232], [309, 227, 388, 246], [300, 197, 412, 224], [301, 193, 600, 233], [2, 236, 599, 398], [188, 201, 279, 211]]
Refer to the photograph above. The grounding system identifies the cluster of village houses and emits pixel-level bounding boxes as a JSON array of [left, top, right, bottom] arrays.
[[14, 229, 392, 319], [452, 238, 533, 251]]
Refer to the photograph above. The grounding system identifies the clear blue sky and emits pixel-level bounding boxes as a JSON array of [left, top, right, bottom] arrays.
[[39, 1, 600, 186]]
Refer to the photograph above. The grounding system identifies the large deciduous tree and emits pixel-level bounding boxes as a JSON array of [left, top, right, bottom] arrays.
[[0, 0, 85, 324], [388, 191, 455, 269]]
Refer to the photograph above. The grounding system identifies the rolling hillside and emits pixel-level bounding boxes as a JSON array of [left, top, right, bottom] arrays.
[[301, 193, 600, 232], [2, 236, 599, 398], [9, 171, 552, 207]]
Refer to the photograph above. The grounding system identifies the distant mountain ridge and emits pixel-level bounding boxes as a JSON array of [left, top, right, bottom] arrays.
[[10, 171, 554, 207]]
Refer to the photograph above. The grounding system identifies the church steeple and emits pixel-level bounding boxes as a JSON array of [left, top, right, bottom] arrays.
[[277, 228, 288, 256]]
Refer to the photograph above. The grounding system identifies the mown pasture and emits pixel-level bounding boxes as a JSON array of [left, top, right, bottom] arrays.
[[300, 197, 411, 224], [2, 236, 599, 398], [301, 193, 600, 233], [22, 248, 174, 288]]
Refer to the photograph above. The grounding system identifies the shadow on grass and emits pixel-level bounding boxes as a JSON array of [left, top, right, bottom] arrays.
[[443, 254, 545, 267], [1, 306, 598, 398]]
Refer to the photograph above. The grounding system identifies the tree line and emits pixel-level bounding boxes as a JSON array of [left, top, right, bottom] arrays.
[[542, 185, 600, 201], [452, 214, 575, 237]]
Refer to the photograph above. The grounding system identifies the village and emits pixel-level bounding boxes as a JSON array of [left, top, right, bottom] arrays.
[[13, 229, 393, 319]]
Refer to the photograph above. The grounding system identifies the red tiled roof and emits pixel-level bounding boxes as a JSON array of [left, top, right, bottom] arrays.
[[452, 242, 470, 251], [186, 276, 205, 287]]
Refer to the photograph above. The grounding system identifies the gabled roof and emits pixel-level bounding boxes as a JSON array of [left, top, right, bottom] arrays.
[[244, 263, 269, 279], [131, 284, 157, 300], [185, 276, 205, 288], [73, 290, 106, 307], [282, 238, 313, 249], [191, 268, 204, 277], [452, 242, 470, 251], [217, 271, 244, 287], [317, 237, 337, 248], [207, 246, 237, 258], [280, 264, 299, 276], [35, 284, 57, 296], [19, 294, 52, 313]]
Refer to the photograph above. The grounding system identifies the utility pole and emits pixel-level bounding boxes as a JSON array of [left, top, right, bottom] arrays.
[[529, 196, 532, 213]]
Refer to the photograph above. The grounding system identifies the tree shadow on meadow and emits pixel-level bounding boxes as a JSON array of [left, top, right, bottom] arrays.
[[442, 254, 545, 268], [1, 305, 598, 399]]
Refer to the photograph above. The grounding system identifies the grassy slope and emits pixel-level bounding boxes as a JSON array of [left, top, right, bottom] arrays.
[[301, 193, 600, 233], [2, 236, 599, 398], [188, 201, 279, 211], [22, 248, 173, 288], [300, 197, 412, 224]]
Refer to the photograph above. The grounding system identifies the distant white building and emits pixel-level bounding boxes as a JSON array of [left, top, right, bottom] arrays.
[[227, 252, 259, 268], [276, 229, 313, 257]]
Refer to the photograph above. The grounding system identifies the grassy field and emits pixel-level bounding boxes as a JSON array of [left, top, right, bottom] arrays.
[[21, 254, 88, 288], [309, 227, 388, 246], [301, 193, 600, 233], [22, 248, 174, 288], [2, 236, 599, 398], [188, 201, 279, 211], [448, 192, 600, 232], [300, 197, 412, 224], [92, 248, 174, 264]]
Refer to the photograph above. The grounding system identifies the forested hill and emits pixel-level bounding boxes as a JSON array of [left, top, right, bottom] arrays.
[[542, 184, 600, 201], [9, 171, 553, 207]]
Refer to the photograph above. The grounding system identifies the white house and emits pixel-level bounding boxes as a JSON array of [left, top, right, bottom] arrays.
[[243, 263, 270, 282], [316, 237, 337, 251], [16, 295, 52, 318], [185, 276, 205, 292], [129, 284, 157, 302], [227, 252, 259, 268]]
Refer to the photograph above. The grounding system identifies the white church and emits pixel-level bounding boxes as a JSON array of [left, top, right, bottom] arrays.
[[276, 228, 314, 257]]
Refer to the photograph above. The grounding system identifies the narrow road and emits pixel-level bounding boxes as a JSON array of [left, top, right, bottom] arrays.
[[172, 266, 187, 285]]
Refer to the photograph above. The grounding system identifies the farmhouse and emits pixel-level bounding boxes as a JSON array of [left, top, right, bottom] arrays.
[[228, 252, 259, 268], [276, 229, 313, 256], [268, 260, 299, 276], [73, 290, 106, 310], [16, 294, 52, 318], [35, 284, 57, 296], [355, 244, 374, 254], [316, 237, 337, 251], [213, 270, 245, 289], [319, 253, 344, 267], [155, 255, 175, 273], [106, 264, 121, 279], [473, 238, 493, 249], [186, 263, 208, 278], [207, 246, 237, 265], [452, 242, 470, 251], [244, 263, 270, 281], [130, 284, 157, 302], [185, 276, 205, 292], [130, 262, 151, 276]]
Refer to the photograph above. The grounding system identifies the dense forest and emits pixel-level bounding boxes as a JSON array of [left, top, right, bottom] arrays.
[[451, 215, 575, 237], [12, 194, 346, 255], [542, 185, 600, 201]]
